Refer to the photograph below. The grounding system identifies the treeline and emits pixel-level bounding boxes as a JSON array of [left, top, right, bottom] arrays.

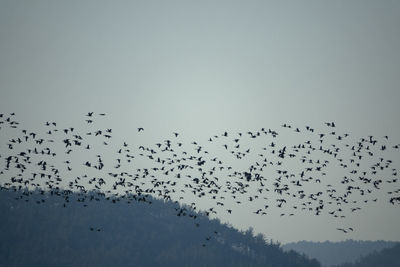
[[0, 188, 320, 267]]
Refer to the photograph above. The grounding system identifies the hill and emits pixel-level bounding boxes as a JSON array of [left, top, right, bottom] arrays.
[[333, 243, 400, 267], [282, 240, 398, 267], [0, 187, 320, 267]]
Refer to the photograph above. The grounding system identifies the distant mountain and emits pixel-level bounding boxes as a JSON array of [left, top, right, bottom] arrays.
[[333, 243, 400, 267], [282, 240, 399, 267], [0, 188, 320, 267]]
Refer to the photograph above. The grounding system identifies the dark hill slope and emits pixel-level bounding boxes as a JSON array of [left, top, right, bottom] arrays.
[[0, 188, 320, 267]]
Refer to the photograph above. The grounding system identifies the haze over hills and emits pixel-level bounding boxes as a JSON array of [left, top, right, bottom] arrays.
[[0, 188, 320, 267], [282, 240, 399, 267], [333, 243, 400, 267]]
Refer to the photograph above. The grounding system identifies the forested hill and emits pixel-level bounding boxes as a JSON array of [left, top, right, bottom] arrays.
[[0, 188, 320, 267], [282, 240, 399, 267], [333, 243, 400, 267]]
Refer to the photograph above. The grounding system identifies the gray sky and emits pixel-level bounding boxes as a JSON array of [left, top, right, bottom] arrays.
[[1, 0, 400, 244]]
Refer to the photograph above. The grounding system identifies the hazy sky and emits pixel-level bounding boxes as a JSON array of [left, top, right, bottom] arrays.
[[1, 0, 400, 243]]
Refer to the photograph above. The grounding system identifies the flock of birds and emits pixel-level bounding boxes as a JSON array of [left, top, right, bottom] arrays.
[[1, 112, 400, 245]]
